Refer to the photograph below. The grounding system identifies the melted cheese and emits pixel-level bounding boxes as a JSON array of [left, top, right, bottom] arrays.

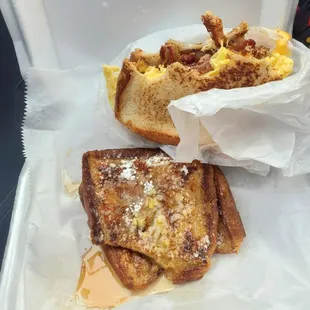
[[103, 65, 120, 109]]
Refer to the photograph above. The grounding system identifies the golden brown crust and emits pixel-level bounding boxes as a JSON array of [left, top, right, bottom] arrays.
[[201, 164, 219, 261], [216, 218, 235, 254], [80, 172, 162, 291], [102, 245, 161, 290], [115, 59, 132, 121], [125, 120, 180, 146], [166, 164, 218, 283], [79, 174, 103, 244], [165, 263, 207, 284], [81, 148, 167, 243], [214, 166, 246, 253]]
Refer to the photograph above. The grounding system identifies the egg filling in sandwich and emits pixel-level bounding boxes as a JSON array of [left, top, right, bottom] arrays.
[[104, 11, 294, 145]]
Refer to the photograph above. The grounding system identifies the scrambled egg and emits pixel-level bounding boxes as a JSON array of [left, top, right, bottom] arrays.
[[136, 60, 167, 78], [156, 214, 166, 225], [148, 197, 158, 209], [204, 30, 293, 79], [133, 217, 146, 230], [264, 53, 294, 78], [266, 30, 293, 77], [103, 65, 120, 109], [273, 30, 291, 56], [207, 47, 231, 77], [144, 66, 167, 78]]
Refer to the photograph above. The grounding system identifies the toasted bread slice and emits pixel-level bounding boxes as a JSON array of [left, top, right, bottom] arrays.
[[81, 148, 218, 284], [214, 166, 246, 253], [115, 61, 180, 145]]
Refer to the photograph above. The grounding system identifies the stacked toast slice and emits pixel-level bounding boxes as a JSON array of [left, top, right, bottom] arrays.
[[79, 148, 245, 290]]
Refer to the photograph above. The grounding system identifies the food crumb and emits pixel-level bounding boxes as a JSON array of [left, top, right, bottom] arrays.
[[181, 165, 189, 175], [144, 181, 154, 194]]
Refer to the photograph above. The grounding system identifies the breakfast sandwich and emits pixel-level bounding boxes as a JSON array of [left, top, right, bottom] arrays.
[[103, 11, 294, 145]]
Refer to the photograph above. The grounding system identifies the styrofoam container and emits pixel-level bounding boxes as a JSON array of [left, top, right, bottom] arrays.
[[0, 1, 300, 309], [2, 0, 298, 73]]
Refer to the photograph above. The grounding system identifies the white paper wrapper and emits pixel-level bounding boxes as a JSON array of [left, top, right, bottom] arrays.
[[21, 24, 310, 310]]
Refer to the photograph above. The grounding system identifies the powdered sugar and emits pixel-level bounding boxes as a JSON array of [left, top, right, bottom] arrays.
[[131, 199, 144, 213], [146, 155, 170, 167], [193, 235, 211, 259], [125, 199, 144, 215], [144, 181, 154, 194], [120, 160, 136, 180], [217, 233, 224, 246], [181, 165, 189, 175], [198, 235, 210, 253], [123, 199, 144, 226], [198, 235, 210, 247]]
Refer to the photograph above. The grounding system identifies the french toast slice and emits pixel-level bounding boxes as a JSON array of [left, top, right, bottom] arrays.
[[214, 166, 246, 254], [79, 184, 162, 290], [81, 148, 218, 284], [79, 170, 245, 290], [101, 244, 162, 290], [80, 149, 246, 288]]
